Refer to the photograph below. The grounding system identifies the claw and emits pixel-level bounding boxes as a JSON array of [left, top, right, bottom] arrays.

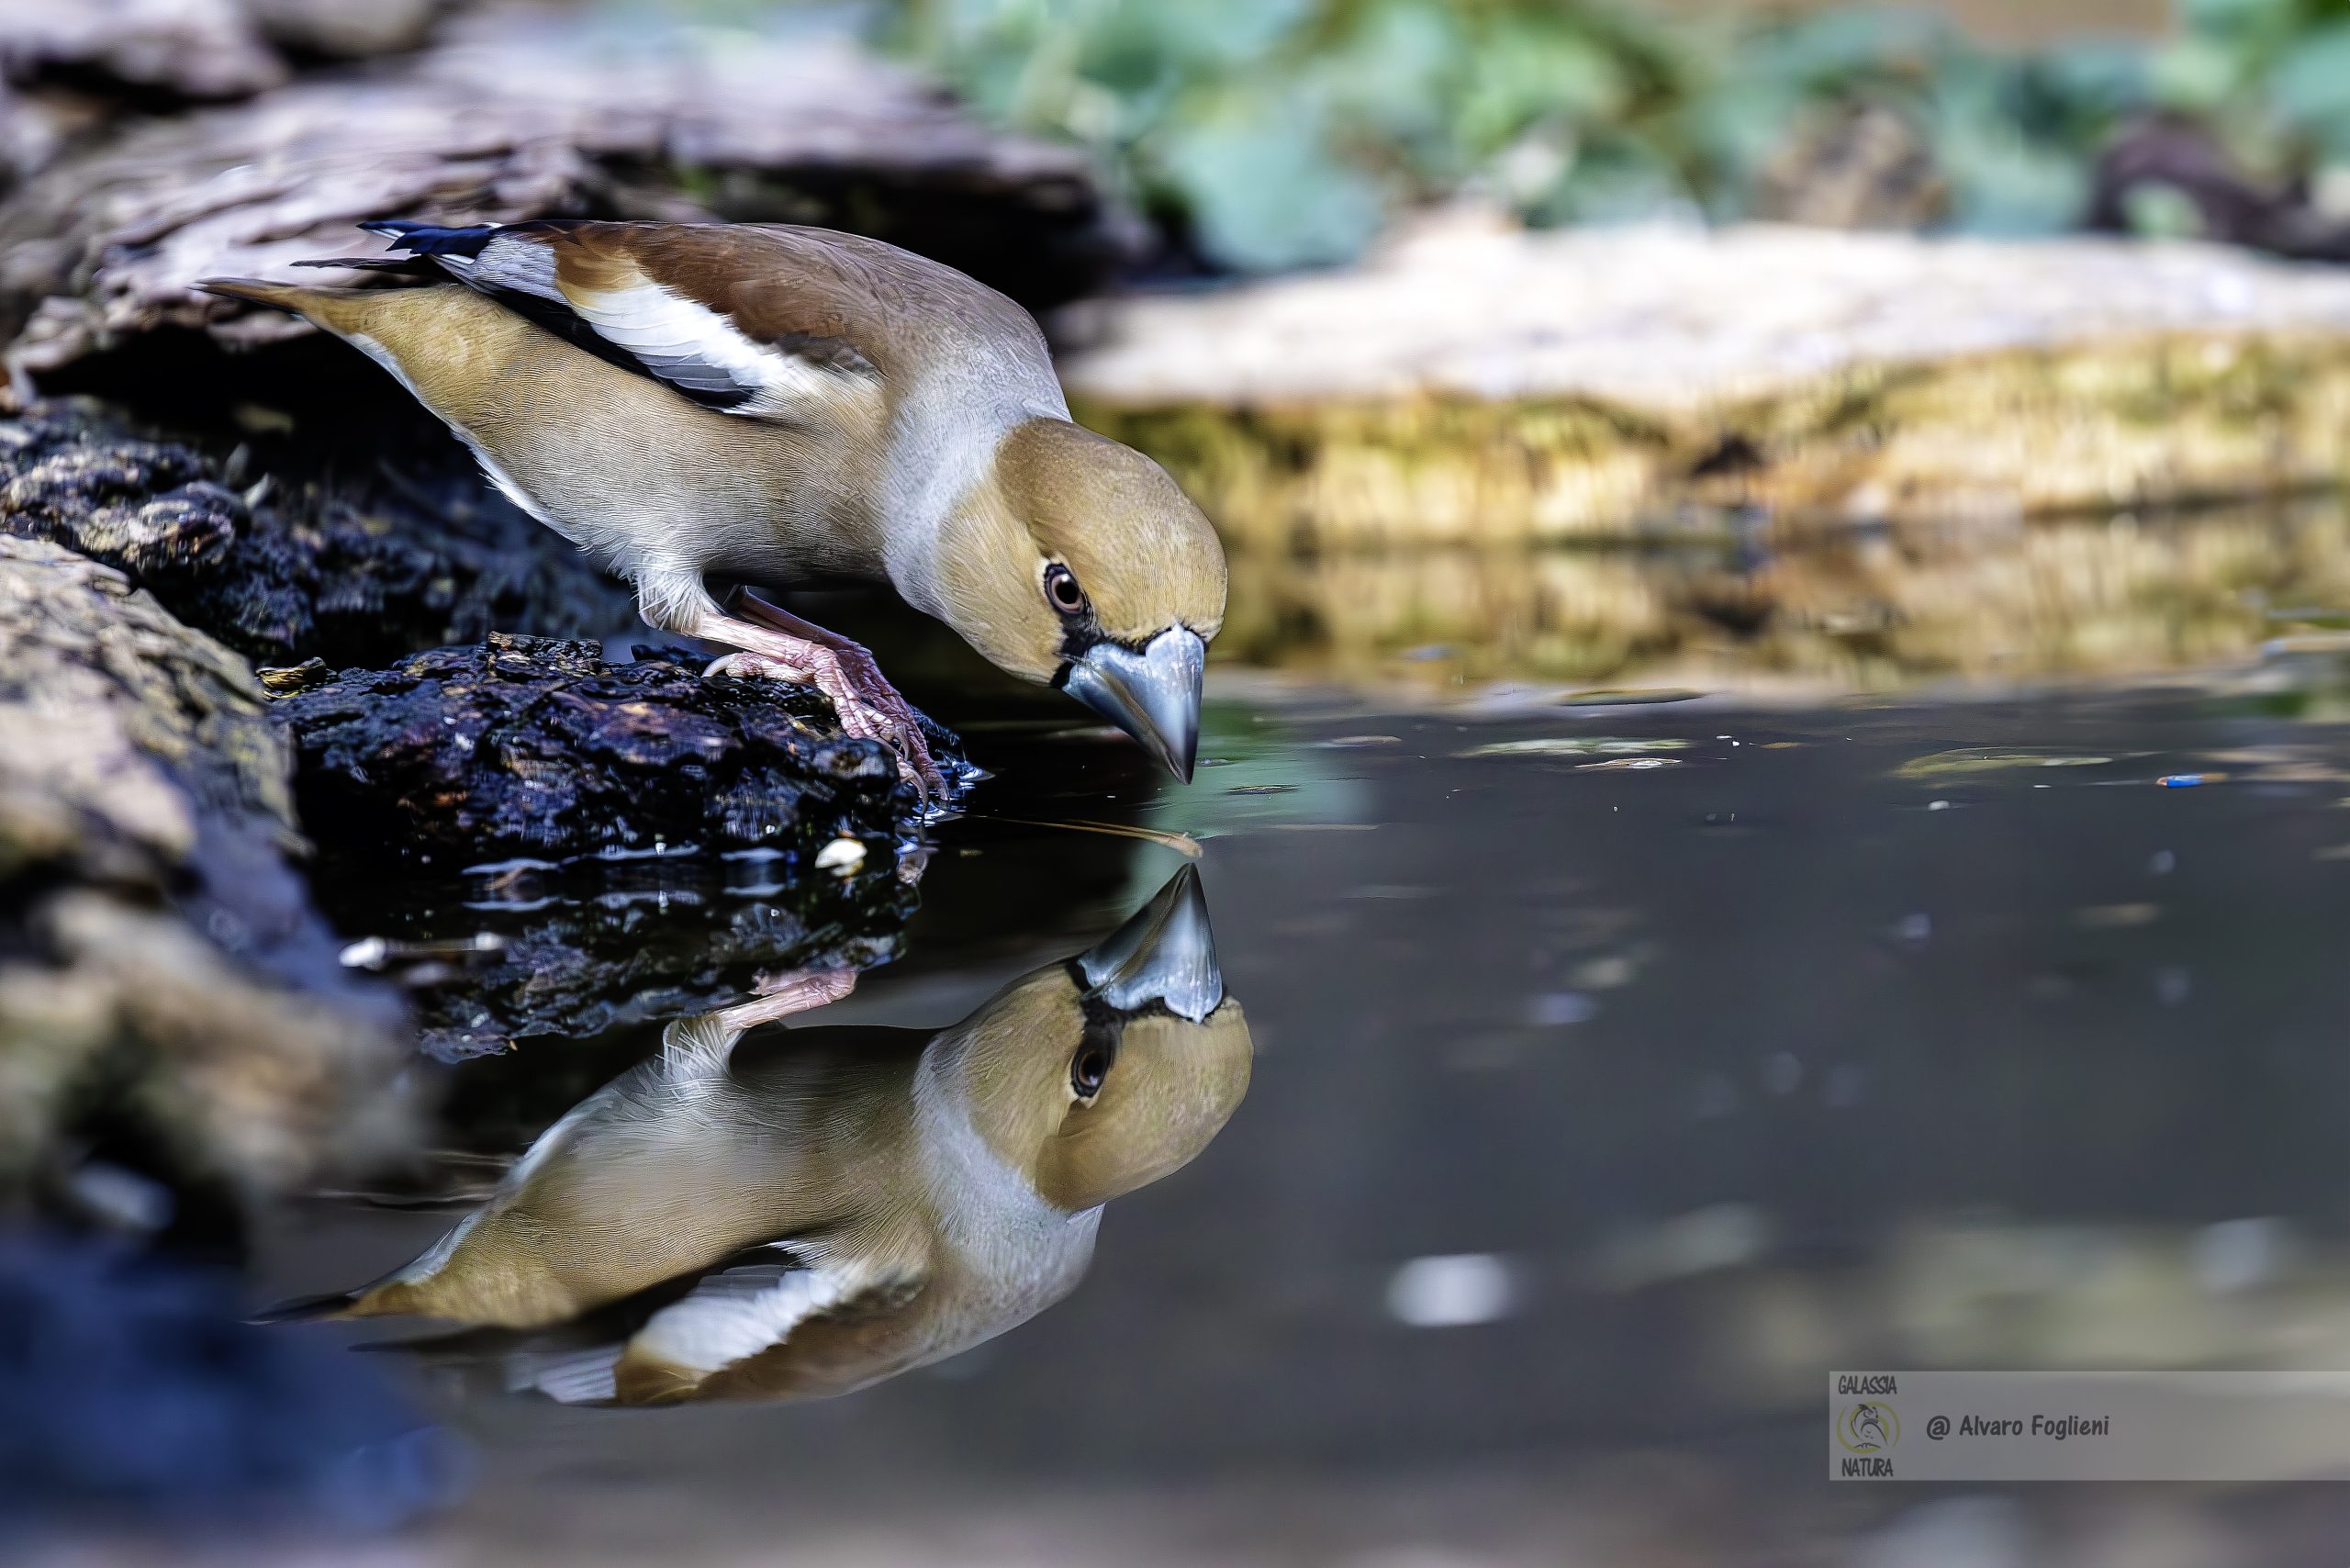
[[702, 649, 939, 798], [694, 594, 950, 800]]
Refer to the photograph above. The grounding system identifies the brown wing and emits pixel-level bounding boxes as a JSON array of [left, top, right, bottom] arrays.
[[365, 218, 1032, 420]]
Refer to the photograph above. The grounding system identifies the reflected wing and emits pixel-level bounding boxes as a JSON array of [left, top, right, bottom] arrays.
[[449, 1246, 927, 1407]]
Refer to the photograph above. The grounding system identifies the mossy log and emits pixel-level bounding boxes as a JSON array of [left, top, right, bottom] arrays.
[[1061, 220, 2350, 548], [0, 5, 1123, 380], [0, 535, 409, 1233]]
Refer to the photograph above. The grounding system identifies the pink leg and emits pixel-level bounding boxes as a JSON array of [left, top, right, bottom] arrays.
[[714, 966, 857, 1033], [688, 599, 946, 801], [662, 968, 856, 1070]]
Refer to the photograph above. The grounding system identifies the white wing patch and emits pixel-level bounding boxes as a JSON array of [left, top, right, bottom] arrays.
[[505, 1345, 622, 1406], [561, 275, 878, 424], [629, 1253, 888, 1378]]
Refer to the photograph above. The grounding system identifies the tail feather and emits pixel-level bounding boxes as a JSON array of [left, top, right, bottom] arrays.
[[250, 1286, 361, 1325], [290, 254, 442, 276], [196, 275, 398, 335], [358, 219, 506, 259], [194, 276, 321, 315]]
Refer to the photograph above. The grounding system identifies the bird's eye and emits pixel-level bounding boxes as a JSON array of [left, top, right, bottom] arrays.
[[1069, 1043, 1113, 1099], [1044, 563, 1087, 617]]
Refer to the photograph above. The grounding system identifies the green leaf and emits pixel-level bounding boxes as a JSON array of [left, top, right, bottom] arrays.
[[1156, 102, 1387, 271]]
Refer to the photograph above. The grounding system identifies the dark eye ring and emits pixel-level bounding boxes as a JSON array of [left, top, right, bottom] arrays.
[[1070, 1043, 1113, 1098], [1044, 563, 1087, 617]]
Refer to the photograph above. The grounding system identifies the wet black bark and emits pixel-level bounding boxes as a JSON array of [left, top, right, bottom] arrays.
[[328, 849, 921, 1060], [272, 634, 952, 864], [0, 398, 632, 666], [274, 633, 952, 1054]]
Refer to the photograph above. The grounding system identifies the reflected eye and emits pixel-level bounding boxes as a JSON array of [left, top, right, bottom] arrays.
[[1044, 563, 1087, 617], [1070, 1043, 1113, 1099]]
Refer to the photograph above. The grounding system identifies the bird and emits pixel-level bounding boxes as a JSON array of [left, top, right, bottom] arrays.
[[263, 866, 1249, 1406], [196, 220, 1230, 793]]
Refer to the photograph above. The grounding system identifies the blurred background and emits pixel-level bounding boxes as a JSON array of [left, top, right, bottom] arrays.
[[9, 0, 2350, 1564]]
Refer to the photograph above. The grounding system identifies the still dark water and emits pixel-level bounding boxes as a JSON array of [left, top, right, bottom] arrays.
[[28, 505, 2350, 1562], [194, 613, 2350, 1563]]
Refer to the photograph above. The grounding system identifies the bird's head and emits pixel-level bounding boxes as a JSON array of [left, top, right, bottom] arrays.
[[938, 418, 1226, 781], [945, 866, 1251, 1212]]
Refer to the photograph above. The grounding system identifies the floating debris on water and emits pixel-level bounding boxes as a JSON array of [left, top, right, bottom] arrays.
[[1460, 737, 1693, 759], [1894, 748, 2120, 779], [1554, 688, 1706, 706], [1575, 757, 1684, 770], [2159, 773, 2220, 788], [983, 817, 1206, 858], [339, 933, 508, 969], [2073, 903, 2163, 929], [1227, 784, 1300, 795], [1527, 991, 1598, 1025]]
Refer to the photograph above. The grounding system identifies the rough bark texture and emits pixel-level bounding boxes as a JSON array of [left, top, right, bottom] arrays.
[[0, 398, 632, 666], [0, 5, 1124, 378], [0, 0, 288, 106], [272, 633, 950, 1053], [0, 535, 409, 1231], [1061, 218, 2350, 545]]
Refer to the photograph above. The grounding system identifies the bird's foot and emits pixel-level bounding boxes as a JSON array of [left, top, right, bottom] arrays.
[[714, 966, 858, 1033], [702, 648, 945, 802]]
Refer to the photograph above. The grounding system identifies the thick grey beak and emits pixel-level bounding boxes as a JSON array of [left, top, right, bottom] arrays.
[[1063, 628, 1204, 782], [1078, 865, 1222, 1022]]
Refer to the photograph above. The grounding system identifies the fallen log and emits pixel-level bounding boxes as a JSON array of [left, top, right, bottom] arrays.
[[1061, 216, 2350, 545], [0, 534, 409, 1232], [1, 5, 1123, 382]]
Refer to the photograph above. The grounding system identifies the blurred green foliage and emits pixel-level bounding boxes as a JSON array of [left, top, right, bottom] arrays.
[[2159, 0, 2350, 163], [863, 0, 2350, 273]]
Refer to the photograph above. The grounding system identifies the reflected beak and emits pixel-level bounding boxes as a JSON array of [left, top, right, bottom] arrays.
[[1078, 864, 1222, 1022], [1063, 628, 1204, 782]]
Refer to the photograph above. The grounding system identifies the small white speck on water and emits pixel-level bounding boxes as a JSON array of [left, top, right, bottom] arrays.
[[1385, 1254, 1518, 1328], [814, 837, 866, 876], [338, 936, 387, 969], [1527, 991, 1597, 1026], [1928, 799, 1953, 811]]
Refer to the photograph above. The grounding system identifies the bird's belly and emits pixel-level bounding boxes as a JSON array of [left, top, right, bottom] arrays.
[[480, 410, 879, 586], [402, 312, 887, 588]]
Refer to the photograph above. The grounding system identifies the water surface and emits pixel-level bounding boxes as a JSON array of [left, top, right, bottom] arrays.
[[239, 591, 2350, 1561]]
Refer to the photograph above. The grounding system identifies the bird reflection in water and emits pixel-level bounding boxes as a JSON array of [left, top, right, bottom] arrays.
[[280, 867, 1248, 1406]]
